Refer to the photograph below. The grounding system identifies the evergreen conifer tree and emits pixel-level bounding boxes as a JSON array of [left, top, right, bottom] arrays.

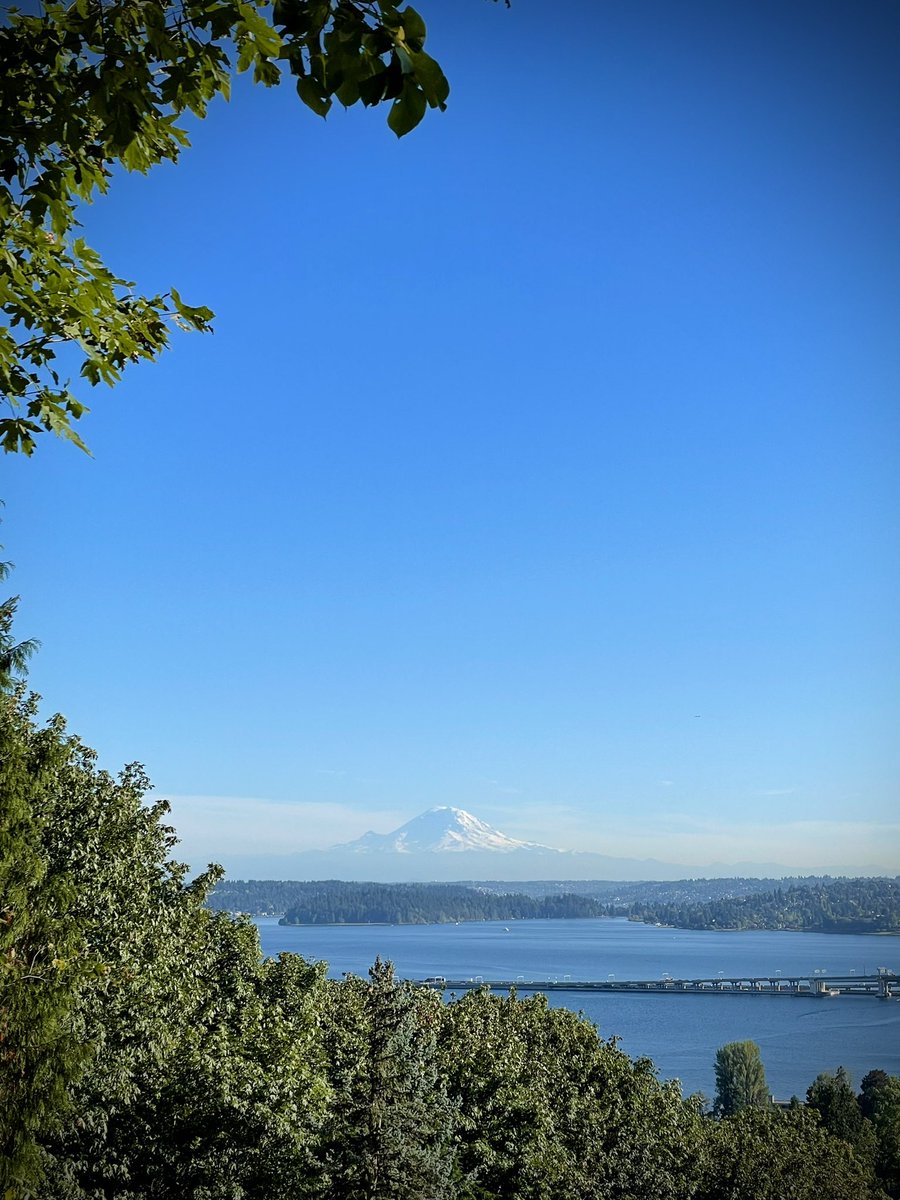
[[321, 958, 455, 1200], [0, 691, 93, 1196]]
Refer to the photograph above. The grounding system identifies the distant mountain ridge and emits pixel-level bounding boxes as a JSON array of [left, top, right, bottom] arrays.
[[211, 805, 864, 882]]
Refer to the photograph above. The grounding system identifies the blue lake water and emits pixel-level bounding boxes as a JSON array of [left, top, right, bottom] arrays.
[[255, 916, 900, 1099]]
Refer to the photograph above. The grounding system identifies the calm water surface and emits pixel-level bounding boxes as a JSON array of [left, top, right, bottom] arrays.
[[255, 916, 900, 1099]]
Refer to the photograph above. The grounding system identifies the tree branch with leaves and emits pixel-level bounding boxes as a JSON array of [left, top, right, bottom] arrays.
[[0, 1, 450, 455]]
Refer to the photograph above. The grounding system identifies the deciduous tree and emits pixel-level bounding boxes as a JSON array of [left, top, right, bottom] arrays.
[[441, 987, 707, 1200], [859, 1069, 892, 1120], [713, 1040, 770, 1117], [702, 1107, 877, 1200]]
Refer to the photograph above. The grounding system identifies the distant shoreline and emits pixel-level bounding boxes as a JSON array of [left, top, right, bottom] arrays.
[[270, 916, 900, 935], [211, 877, 900, 936]]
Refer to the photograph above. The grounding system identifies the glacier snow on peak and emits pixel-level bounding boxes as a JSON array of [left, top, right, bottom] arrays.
[[332, 806, 559, 855]]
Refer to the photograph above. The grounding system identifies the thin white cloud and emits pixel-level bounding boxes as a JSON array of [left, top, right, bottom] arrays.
[[481, 777, 524, 796], [159, 794, 407, 858]]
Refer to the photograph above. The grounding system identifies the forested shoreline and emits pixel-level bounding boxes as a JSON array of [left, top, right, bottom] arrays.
[[212, 879, 603, 924], [280, 882, 603, 925], [208, 876, 900, 934], [619, 878, 900, 934]]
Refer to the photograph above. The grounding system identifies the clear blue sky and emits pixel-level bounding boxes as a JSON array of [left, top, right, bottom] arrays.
[[4, 0, 899, 874]]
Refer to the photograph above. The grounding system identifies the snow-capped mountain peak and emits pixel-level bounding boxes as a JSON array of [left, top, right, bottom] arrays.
[[335, 806, 558, 855]]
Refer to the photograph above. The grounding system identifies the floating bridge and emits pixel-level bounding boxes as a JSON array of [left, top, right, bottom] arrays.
[[419, 971, 897, 999]]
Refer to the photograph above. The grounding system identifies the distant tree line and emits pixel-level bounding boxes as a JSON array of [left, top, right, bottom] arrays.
[[210, 876, 900, 932], [615, 877, 900, 933], [480, 875, 840, 905]]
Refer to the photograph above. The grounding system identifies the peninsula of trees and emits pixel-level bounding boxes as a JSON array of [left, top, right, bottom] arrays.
[[209, 880, 601, 924]]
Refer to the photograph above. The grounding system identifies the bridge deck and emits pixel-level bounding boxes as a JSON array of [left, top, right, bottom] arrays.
[[418, 973, 895, 998]]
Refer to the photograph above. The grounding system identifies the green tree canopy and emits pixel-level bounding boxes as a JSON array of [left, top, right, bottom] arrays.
[[703, 1106, 877, 1200], [865, 1075, 900, 1199], [806, 1066, 873, 1161], [859, 1069, 892, 1121], [0, 1, 450, 456], [713, 1040, 771, 1117], [0, 682, 329, 1199], [441, 987, 708, 1200], [0, 693, 92, 1193]]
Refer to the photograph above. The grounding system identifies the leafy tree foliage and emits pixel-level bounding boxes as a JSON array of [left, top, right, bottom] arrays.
[[0, 685, 329, 1200], [860, 1069, 893, 1121], [0, 692, 95, 1194], [865, 1075, 900, 1199], [0, 1, 450, 455], [702, 1106, 876, 1200], [713, 1040, 770, 1117], [440, 987, 707, 1200]]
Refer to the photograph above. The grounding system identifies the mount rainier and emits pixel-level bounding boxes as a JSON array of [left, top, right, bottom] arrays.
[[216, 805, 794, 882], [334, 806, 558, 855]]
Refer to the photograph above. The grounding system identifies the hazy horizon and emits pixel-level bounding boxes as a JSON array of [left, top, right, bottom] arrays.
[[164, 797, 898, 881]]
